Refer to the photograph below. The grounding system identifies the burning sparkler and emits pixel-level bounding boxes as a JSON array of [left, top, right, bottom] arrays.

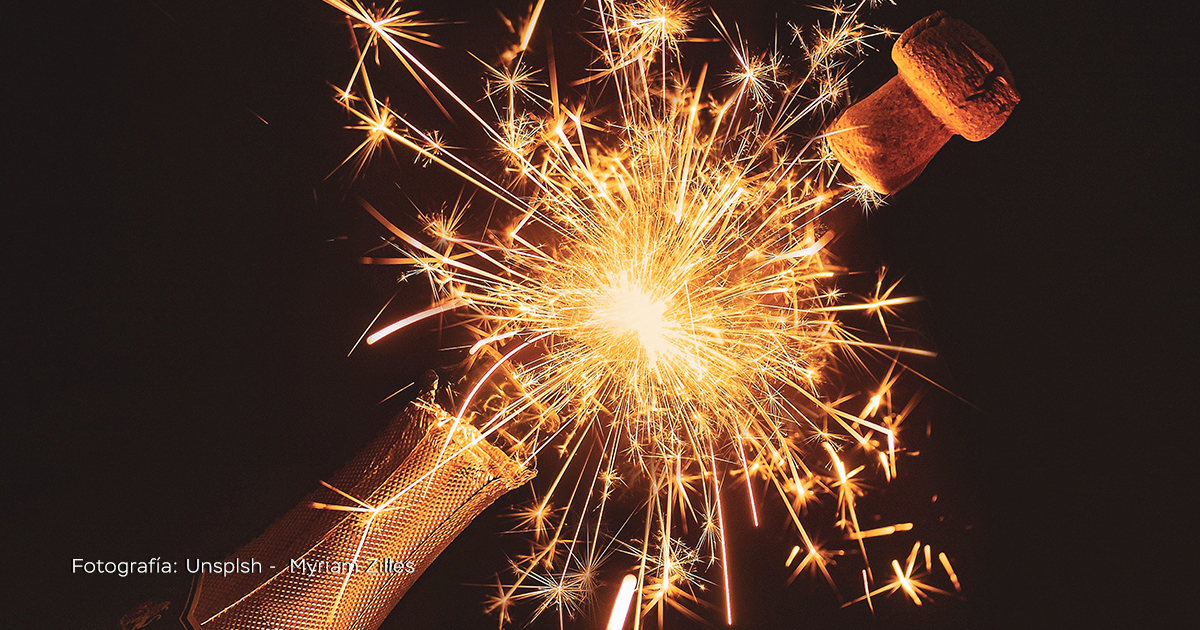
[[189, 2, 1016, 628]]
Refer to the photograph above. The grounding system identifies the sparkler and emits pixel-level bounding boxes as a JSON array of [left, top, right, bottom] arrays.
[[203, 1, 1013, 627]]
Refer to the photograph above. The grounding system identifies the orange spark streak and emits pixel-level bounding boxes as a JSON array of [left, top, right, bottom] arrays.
[[939, 552, 962, 593], [710, 444, 733, 626], [606, 574, 638, 630], [845, 523, 914, 540], [366, 298, 464, 345]]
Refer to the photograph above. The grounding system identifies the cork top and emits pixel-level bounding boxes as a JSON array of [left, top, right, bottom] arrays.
[[893, 11, 1020, 141]]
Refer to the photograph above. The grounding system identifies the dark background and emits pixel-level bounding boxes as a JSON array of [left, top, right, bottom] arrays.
[[6, 0, 1192, 628]]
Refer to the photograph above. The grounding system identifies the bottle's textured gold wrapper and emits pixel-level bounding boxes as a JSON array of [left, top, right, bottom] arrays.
[[185, 386, 533, 629]]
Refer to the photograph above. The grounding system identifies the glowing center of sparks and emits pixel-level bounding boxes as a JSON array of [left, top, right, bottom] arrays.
[[596, 276, 676, 363]]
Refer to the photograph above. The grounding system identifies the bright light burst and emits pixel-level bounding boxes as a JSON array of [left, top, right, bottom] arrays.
[[322, 0, 963, 626]]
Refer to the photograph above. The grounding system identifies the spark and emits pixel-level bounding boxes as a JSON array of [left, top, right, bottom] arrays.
[[843, 541, 959, 609], [365, 297, 464, 345], [846, 522, 914, 540], [606, 574, 639, 630], [939, 551, 963, 593], [319, 0, 961, 625]]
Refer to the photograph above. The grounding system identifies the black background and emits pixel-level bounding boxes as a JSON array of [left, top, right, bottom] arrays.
[[6, 0, 1193, 628]]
